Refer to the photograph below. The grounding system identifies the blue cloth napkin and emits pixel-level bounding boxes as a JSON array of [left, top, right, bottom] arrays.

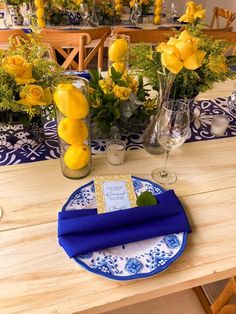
[[58, 190, 192, 258]]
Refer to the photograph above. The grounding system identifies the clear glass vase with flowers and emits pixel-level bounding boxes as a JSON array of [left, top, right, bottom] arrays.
[[130, 1, 236, 154], [89, 34, 153, 139]]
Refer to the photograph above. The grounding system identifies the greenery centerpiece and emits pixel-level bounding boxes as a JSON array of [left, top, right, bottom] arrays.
[[0, 35, 65, 141], [129, 1, 236, 153], [130, 1, 236, 101], [129, 0, 153, 16], [44, 0, 91, 25]]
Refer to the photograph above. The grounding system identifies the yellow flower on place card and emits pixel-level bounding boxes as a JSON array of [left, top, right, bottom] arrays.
[[94, 175, 137, 214]]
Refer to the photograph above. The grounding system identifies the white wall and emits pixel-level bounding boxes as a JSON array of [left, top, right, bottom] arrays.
[[205, 0, 236, 29], [171, 0, 236, 29]]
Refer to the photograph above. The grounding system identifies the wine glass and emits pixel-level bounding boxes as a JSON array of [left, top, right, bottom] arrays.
[[129, 2, 142, 25], [151, 100, 190, 185], [79, 3, 90, 26], [169, 2, 178, 20]]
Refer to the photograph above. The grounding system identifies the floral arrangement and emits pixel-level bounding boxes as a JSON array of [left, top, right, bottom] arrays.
[[44, 0, 91, 26], [129, 0, 153, 15], [0, 35, 65, 121], [95, 0, 123, 25], [130, 1, 236, 100], [89, 68, 155, 135], [89, 34, 155, 135]]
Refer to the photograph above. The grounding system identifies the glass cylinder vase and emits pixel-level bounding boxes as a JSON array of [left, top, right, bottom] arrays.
[[108, 34, 130, 75], [53, 78, 91, 179], [142, 72, 176, 155]]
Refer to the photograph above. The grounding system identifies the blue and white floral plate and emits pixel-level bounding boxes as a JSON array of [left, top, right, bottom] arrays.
[[62, 176, 188, 281]]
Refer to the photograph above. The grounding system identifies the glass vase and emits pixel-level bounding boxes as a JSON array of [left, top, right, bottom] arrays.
[[54, 78, 91, 179], [108, 34, 130, 74], [143, 72, 176, 155]]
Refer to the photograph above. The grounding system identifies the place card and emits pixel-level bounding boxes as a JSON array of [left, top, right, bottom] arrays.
[[94, 175, 137, 214]]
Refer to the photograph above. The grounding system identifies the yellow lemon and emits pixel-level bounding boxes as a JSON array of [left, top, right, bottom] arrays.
[[64, 144, 90, 170], [36, 8, 44, 19], [153, 15, 161, 25], [154, 7, 162, 15], [58, 118, 88, 144], [35, 0, 44, 8], [155, 0, 162, 6], [115, 4, 123, 13], [37, 18, 45, 28], [109, 61, 127, 75], [108, 38, 128, 62], [53, 83, 89, 119]]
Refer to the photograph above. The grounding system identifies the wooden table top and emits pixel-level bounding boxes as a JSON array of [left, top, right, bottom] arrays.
[[0, 81, 236, 314]]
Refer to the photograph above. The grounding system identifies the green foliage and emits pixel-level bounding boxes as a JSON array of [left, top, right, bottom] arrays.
[[130, 26, 236, 100], [89, 68, 151, 134], [136, 191, 157, 207], [0, 34, 66, 118], [5, 0, 29, 5]]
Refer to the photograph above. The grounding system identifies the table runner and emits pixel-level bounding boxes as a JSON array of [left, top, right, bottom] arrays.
[[0, 97, 235, 166]]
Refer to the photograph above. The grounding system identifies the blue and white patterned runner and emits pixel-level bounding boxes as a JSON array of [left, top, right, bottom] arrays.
[[0, 98, 235, 166]]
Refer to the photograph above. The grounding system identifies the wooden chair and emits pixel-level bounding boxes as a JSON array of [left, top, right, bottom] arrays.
[[38, 32, 91, 71], [210, 277, 236, 314], [0, 29, 26, 43], [113, 27, 174, 43], [40, 27, 111, 71], [210, 7, 236, 30], [195, 277, 236, 314]]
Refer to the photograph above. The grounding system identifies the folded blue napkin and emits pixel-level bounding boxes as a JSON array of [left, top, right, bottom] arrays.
[[58, 190, 192, 258]]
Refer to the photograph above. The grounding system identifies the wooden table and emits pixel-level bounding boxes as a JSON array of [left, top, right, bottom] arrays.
[[0, 81, 236, 314]]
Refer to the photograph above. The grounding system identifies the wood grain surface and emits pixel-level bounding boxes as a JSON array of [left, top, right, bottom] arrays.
[[0, 81, 236, 313]]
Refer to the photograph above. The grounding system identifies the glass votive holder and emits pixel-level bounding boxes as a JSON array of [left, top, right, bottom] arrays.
[[106, 139, 126, 165], [210, 115, 230, 137]]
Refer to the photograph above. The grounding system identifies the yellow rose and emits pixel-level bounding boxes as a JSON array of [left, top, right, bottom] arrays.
[[18, 85, 52, 106], [156, 30, 205, 74], [113, 85, 131, 100], [178, 1, 205, 23], [4, 55, 35, 85], [99, 78, 114, 94]]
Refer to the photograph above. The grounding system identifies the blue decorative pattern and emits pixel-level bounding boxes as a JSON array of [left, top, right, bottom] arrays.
[[63, 176, 188, 281], [1, 98, 235, 166]]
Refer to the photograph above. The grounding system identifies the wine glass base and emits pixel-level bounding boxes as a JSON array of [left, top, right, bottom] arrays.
[[151, 169, 177, 185]]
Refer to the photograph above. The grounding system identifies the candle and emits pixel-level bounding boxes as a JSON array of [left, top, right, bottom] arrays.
[[106, 140, 126, 165], [210, 115, 230, 137]]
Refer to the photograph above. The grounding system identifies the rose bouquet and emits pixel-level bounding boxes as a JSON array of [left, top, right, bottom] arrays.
[[130, 1, 236, 101], [0, 35, 64, 123]]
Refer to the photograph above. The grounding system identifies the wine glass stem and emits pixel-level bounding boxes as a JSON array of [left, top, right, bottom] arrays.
[[160, 150, 170, 177]]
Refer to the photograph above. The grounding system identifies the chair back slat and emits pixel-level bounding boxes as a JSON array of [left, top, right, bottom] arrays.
[[39, 32, 91, 71], [40, 27, 111, 70], [210, 7, 236, 29]]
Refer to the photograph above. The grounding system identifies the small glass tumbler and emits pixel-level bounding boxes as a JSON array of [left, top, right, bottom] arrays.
[[210, 115, 230, 137], [106, 139, 126, 165]]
